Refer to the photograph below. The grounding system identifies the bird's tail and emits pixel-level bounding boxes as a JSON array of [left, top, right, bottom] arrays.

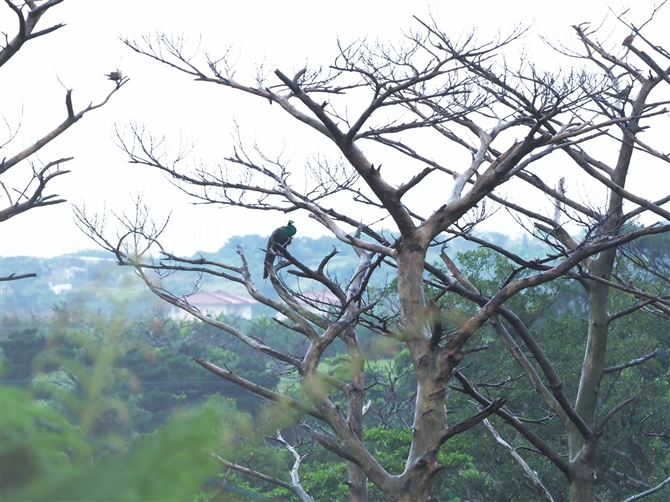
[[263, 253, 274, 279]]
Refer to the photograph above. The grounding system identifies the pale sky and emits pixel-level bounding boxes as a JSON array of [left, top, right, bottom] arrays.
[[1, 0, 667, 257]]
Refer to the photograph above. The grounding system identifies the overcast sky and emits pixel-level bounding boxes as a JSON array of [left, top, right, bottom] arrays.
[[1, 0, 666, 258]]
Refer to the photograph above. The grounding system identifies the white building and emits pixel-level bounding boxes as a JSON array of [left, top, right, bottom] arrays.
[[49, 282, 73, 295], [170, 290, 258, 320]]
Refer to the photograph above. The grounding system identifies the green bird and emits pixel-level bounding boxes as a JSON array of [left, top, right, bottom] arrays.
[[263, 220, 296, 279]]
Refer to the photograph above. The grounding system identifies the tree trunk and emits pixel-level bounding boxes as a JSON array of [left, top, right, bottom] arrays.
[[389, 236, 447, 501], [569, 461, 596, 501], [384, 476, 434, 502], [343, 327, 368, 502], [566, 81, 651, 501], [567, 249, 616, 500], [346, 461, 368, 502]]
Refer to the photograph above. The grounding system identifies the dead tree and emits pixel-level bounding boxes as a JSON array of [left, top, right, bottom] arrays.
[[79, 5, 669, 501], [0, 0, 128, 281]]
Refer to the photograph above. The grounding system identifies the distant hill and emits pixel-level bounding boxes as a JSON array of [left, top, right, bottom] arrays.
[[0, 232, 548, 316]]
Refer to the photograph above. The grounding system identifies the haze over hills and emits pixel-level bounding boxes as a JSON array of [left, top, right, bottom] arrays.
[[0, 231, 542, 316]]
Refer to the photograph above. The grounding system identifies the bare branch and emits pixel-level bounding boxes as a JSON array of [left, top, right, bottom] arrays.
[[194, 358, 324, 421], [603, 349, 660, 373], [483, 418, 555, 502], [622, 475, 670, 502], [0, 0, 65, 67]]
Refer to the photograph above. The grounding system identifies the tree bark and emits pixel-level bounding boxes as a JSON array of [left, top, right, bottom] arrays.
[[343, 327, 368, 502], [387, 235, 452, 501], [568, 256, 614, 488]]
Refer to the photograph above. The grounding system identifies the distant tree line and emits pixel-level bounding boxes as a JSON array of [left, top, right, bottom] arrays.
[[2, 236, 668, 500]]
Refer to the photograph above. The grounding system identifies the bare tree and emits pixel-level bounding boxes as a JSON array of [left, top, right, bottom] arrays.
[[0, 0, 128, 281], [78, 5, 669, 501]]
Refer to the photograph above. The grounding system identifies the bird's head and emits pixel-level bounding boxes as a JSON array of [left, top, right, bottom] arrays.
[[288, 220, 294, 225]]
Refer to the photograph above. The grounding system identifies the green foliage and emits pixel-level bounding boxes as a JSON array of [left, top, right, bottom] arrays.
[[3, 386, 227, 501], [1, 319, 240, 502], [0, 315, 46, 379], [301, 460, 349, 501], [423, 239, 670, 501], [1, 386, 90, 493], [2, 233, 669, 501]]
